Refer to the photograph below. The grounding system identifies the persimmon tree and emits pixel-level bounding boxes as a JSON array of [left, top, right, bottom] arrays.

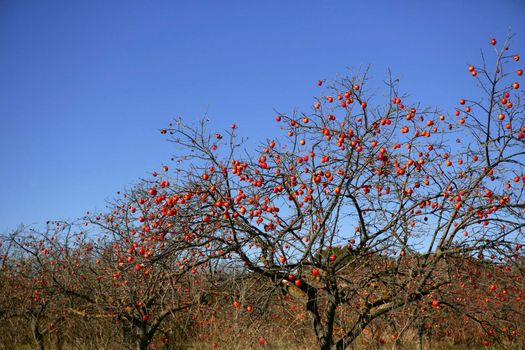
[[1, 184, 236, 349], [1, 225, 74, 350], [433, 255, 525, 348], [4, 202, 210, 350], [58, 183, 219, 350], [157, 37, 524, 349], [369, 254, 525, 349]]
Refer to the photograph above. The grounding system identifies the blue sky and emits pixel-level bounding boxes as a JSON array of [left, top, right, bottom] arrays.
[[1, 0, 524, 232]]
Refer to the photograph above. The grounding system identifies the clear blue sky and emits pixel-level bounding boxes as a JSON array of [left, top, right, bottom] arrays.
[[1, 0, 524, 232]]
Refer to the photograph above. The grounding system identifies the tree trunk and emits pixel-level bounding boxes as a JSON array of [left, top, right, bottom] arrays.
[[54, 330, 65, 350], [417, 320, 424, 350], [135, 325, 152, 350], [31, 318, 45, 350], [136, 335, 152, 350], [319, 297, 338, 350], [57, 334, 64, 350], [331, 313, 372, 350]]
